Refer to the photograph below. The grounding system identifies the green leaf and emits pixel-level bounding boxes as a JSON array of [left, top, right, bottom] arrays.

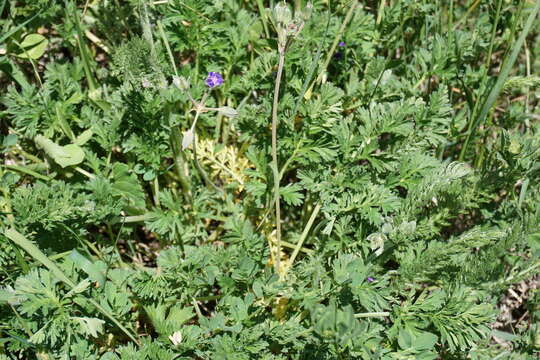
[[34, 135, 85, 168], [4, 228, 139, 344], [66, 279, 91, 297], [280, 183, 304, 206], [491, 329, 519, 341], [415, 332, 438, 351], [69, 250, 106, 287], [2, 134, 18, 147], [72, 317, 105, 338], [17, 34, 48, 59], [74, 129, 93, 146], [19, 34, 45, 48], [111, 163, 146, 210]]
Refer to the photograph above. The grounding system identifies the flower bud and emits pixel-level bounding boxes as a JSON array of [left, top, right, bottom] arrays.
[[300, 2, 313, 21], [217, 106, 238, 118], [172, 76, 190, 91], [182, 128, 195, 150], [273, 2, 292, 25], [169, 331, 183, 346]]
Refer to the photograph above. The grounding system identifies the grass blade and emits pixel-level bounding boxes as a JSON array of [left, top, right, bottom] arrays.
[[0, 11, 42, 44], [459, 1, 540, 160]]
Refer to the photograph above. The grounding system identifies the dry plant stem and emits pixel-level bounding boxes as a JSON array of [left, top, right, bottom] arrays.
[[272, 49, 286, 276]]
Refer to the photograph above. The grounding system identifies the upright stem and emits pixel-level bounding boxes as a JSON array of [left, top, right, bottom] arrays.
[[191, 93, 221, 192], [272, 50, 286, 276]]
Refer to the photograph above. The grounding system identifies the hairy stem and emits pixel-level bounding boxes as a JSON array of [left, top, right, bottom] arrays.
[[272, 50, 286, 276]]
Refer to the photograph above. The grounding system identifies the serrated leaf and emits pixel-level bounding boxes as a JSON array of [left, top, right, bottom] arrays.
[[72, 317, 105, 337], [69, 250, 106, 287], [280, 183, 304, 206]]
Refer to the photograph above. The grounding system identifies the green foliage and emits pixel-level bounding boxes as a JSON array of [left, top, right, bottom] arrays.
[[0, 0, 539, 359]]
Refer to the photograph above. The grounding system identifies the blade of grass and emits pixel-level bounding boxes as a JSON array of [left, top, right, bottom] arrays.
[[452, 0, 481, 30], [69, 3, 98, 93], [157, 20, 178, 76], [4, 228, 140, 345], [256, 0, 270, 38], [4, 164, 52, 181], [0, 11, 43, 44], [306, 0, 358, 98], [459, 1, 540, 161], [285, 202, 321, 275]]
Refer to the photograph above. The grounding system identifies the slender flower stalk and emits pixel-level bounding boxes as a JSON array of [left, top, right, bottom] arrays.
[[270, 2, 312, 277], [271, 49, 286, 275], [174, 72, 235, 191]]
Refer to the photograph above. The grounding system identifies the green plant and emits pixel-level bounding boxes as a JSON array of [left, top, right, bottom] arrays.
[[0, 0, 539, 358]]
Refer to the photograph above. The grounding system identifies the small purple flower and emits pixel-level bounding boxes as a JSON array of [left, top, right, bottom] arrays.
[[338, 41, 346, 47], [367, 277, 374, 283], [205, 72, 223, 88]]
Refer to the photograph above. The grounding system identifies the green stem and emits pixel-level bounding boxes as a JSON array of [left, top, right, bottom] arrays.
[[74, 166, 95, 179], [72, 5, 97, 93], [4, 164, 52, 181], [153, 176, 160, 207], [272, 49, 286, 276], [121, 214, 152, 223], [156, 20, 178, 76], [460, 0, 502, 162]]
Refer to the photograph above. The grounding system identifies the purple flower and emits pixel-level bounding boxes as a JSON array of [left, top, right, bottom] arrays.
[[367, 277, 374, 283], [338, 41, 346, 47], [205, 72, 223, 88]]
